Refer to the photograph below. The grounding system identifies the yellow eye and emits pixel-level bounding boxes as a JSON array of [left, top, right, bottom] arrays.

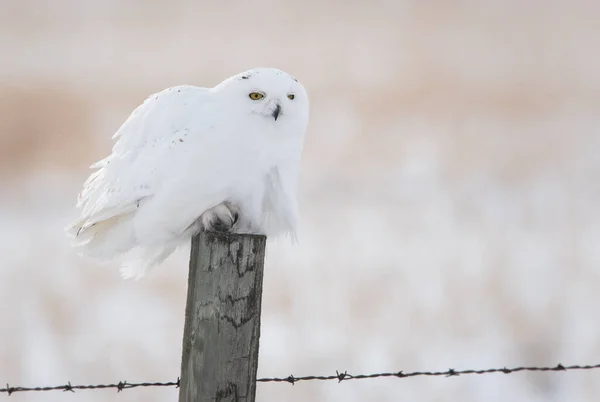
[[249, 92, 264, 100], [287, 94, 295, 100]]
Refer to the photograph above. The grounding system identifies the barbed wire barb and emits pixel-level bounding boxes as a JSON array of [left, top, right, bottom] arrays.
[[1, 363, 599, 395]]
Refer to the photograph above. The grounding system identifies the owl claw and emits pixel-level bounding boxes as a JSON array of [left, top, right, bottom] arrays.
[[199, 202, 240, 232], [211, 218, 232, 232]]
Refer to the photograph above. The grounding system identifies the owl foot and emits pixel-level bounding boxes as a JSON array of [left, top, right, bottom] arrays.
[[200, 202, 239, 232]]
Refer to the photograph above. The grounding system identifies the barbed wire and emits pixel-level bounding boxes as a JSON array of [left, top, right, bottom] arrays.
[[1, 362, 599, 395], [0, 380, 180, 395], [257, 362, 600, 384]]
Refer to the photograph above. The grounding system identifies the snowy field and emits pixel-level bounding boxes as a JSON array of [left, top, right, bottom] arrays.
[[1, 1, 600, 401]]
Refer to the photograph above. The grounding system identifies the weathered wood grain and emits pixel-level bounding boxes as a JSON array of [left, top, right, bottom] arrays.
[[179, 231, 266, 402]]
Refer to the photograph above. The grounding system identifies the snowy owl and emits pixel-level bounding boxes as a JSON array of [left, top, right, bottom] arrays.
[[66, 67, 309, 279]]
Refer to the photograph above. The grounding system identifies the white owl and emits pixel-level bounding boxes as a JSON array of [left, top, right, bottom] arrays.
[[67, 68, 309, 279]]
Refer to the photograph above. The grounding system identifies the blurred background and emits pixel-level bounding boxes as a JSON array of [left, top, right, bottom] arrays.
[[1, 1, 600, 401]]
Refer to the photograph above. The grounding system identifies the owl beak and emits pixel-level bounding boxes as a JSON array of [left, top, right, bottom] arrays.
[[272, 104, 281, 121]]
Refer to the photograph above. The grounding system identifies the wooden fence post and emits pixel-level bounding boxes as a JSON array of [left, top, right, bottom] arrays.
[[179, 231, 266, 402]]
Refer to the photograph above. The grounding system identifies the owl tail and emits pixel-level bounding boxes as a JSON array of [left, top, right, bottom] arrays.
[[67, 210, 178, 279], [67, 211, 137, 257]]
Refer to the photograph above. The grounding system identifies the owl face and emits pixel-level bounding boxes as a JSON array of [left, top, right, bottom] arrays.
[[215, 67, 309, 128]]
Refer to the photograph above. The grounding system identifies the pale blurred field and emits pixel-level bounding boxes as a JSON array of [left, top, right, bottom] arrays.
[[1, 1, 600, 401]]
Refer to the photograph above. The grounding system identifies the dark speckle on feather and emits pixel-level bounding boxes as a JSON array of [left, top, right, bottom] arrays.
[[241, 75, 250, 80]]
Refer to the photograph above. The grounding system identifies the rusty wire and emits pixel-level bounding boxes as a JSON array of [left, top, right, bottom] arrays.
[[2, 362, 599, 395]]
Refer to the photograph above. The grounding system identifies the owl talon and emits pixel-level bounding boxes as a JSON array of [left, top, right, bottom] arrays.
[[211, 218, 232, 232], [199, 202, 240, 232]]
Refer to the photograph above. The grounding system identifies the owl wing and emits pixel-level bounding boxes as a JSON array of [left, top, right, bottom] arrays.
[[67, 85, 215, 239]]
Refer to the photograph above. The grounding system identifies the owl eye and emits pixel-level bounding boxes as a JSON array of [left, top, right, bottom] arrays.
[[249, 92, 264, 100], [287, 94, 295, 100]]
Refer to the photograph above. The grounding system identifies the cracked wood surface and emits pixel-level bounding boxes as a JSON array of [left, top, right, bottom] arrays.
[[179, 231, 266, 402]]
